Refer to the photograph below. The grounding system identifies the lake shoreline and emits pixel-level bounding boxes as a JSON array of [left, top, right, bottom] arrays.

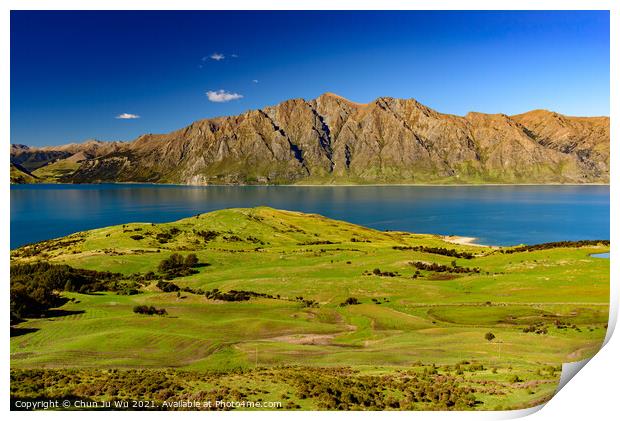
[[11, 182, 611, 188]]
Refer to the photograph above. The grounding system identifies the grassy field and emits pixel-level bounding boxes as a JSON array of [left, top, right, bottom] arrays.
[[10, 207, 609, 410]]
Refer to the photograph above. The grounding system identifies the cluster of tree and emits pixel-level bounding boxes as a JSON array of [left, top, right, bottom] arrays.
[[204, 288, 274, 302], [176, 284, 316, 307], [350, 237, 371, 243], [552, 320, 582, 332], [553, 320, 569, 329], [10, 262, 122, 324], [115, 286, 141, 295], [193, 229, 219, 242], [409, 261, 480, 274], [294, 296, 319, 308], [156, 280, 181, 293], [127, 271, 161, 283], [371, 298, 390, 305], [154, 227, 182, 244], [393, 246, 474, 259], [298, 240, 335, 245], [366, 268, 399, 277], [156, 233, 172, 243], [158, 253, 200, 278], [245, 236, 266, 245], [501, 240, 610, 254], [133, 305, 167, 316], [339, 297, 361, 307], [522, 324, 548, 334], [104, 278, 148, 296]]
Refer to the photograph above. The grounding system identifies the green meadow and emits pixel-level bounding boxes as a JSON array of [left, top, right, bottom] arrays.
[[10, 207, 609, 410]]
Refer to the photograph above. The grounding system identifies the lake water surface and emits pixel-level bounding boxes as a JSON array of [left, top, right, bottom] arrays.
[[10, 184, 609, 249]]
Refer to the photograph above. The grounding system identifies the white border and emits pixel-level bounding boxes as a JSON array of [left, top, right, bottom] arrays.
[[1, 2, 616, 420]]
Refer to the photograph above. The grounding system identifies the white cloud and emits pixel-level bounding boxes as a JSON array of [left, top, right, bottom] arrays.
[[231, 54, 239, 58], [206, 90, 243, 102], [115, 113, 140, 119], [252, 79, 259, 83], [210, 53, 225, 61]]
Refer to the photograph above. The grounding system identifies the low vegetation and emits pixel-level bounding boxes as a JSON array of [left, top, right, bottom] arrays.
[[340, 297, 361, 307], [393, 245, 475, 259], [156, 280, 180, 293], [133, 305, 167, 316], [11, 362, 560, 410], [205, 289, 276, 302], [409, 261, 481, 274]]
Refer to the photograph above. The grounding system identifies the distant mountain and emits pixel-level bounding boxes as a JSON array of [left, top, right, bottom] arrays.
[[10, 94, 609, 185], [10, 140, 125, 182], [11, 145, 73, 172]]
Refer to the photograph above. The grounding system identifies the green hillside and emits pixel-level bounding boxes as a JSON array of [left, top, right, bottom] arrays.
[[31, 159, 81, 182], [10, 207, 609, 410]]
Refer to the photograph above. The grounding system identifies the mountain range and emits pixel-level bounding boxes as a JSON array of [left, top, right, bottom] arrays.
[[10, 93, 610, 185]]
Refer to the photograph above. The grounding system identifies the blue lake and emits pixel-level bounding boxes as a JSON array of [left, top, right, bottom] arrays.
[[10, 184, 609, 249]]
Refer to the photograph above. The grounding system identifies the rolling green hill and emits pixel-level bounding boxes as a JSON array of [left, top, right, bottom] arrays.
[[10, 207, 609, 410], [31, 159, 81, 182]]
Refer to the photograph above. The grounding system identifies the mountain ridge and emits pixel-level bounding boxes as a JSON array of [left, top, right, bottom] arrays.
[[10, 93, 610, 185]]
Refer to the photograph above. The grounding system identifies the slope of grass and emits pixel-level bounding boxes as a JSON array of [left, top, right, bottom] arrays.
[[31, 159, 81, 182]]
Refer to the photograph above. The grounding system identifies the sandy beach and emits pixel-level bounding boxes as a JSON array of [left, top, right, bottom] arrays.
[[442, 235, 489, 247]]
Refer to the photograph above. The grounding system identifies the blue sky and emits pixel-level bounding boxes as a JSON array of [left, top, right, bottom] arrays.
[[11, 10, 609, 147]]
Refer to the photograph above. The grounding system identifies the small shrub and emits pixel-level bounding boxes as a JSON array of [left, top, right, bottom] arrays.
[[339, 297, 360, 307], [508, 374, 522, 383], [133, 305, 167, 316]]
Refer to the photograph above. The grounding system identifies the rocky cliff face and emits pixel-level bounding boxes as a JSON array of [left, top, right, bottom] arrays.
[[11, 94, 610, 184]]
